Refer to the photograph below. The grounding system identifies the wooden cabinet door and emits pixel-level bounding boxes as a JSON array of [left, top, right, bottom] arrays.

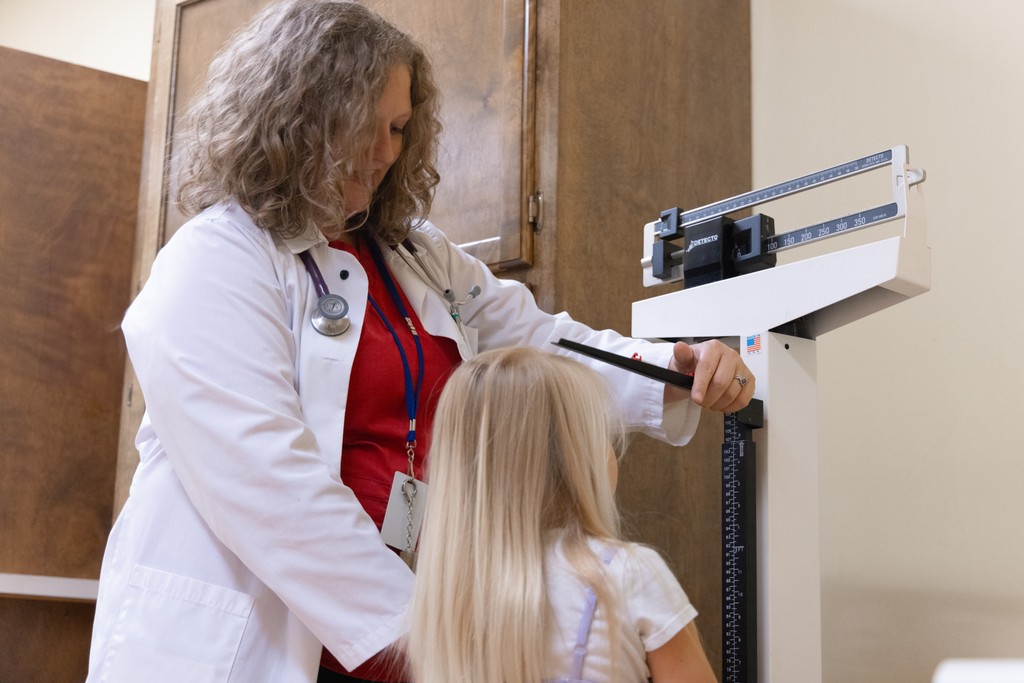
[[363, 0, 536, 269]]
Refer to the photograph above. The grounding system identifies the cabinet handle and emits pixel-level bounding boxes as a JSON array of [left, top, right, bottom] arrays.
[[528, 192, 543, 229]]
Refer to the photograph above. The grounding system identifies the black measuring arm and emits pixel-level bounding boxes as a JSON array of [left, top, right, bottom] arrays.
[[652, 207, 777, 287]]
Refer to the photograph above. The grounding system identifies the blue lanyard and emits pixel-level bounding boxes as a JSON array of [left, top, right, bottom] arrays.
[[365, 238, 425, 457]]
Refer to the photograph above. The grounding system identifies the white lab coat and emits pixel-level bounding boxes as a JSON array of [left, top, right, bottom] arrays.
[[86, 202, 699, 683]]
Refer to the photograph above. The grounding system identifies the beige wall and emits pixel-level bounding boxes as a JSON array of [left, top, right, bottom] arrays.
[[0, 0, 155, 80], [5, 1, 1022, 682], [753, 1, 1024, 681]]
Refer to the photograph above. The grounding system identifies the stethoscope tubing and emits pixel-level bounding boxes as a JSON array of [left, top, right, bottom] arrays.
[[299, 250, 330, 299]]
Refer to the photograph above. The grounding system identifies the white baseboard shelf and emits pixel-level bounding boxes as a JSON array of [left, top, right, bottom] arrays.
[[0, 572, 99, 602]]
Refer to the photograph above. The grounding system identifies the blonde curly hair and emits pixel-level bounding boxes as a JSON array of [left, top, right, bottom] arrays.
[[175, 0, 442, 244]]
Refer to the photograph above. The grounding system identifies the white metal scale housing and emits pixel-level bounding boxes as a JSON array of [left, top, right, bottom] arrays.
[[632, 144, 930, 683]]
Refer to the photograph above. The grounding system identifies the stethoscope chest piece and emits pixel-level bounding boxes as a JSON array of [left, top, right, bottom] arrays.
[[311, 293, 351, 336], [300, 249, 352, 337]]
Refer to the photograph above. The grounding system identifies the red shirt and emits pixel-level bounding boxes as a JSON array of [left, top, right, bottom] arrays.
[[320, 238, 462, 680]]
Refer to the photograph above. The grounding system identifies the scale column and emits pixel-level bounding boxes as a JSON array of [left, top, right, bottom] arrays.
[[722, 399, 763, 683], [741, 330, 822, 683]]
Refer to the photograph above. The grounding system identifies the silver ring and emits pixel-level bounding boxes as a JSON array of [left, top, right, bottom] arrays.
[[734, 375, 748, 387]]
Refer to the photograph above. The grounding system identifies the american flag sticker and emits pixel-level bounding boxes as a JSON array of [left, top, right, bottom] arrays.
[[745, 334, 762, 355]]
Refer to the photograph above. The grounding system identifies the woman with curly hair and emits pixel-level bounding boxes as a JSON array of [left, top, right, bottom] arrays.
[[86, 2, 754, 682]]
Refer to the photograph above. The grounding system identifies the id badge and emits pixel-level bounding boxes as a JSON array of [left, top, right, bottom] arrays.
[[381, 471, 428, 552]]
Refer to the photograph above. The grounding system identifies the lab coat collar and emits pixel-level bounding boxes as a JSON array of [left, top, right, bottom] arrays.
[[215, 201, 325, 255], [280, 226, 326, 255]]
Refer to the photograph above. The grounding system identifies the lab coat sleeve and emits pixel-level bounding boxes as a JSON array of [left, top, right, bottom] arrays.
[[415, 224, 699, 445], [122, 216, 412, 669]]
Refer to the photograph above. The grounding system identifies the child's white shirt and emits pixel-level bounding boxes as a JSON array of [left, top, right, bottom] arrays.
[[543, 534, 699, 683]]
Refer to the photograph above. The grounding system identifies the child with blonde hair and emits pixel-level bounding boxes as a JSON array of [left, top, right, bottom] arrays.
[[407, 347, 718, 683]]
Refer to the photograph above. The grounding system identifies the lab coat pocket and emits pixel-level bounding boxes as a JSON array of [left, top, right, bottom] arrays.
[[101, 565, 255, 683]]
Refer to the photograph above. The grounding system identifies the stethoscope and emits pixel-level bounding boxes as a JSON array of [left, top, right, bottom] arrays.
[[299, 250, 351, 336], [299, 240, 480, 338]]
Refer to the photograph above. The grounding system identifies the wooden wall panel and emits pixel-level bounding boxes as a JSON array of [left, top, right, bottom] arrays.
[[0, 46, 146, 680], [0, 600, 96, 683]]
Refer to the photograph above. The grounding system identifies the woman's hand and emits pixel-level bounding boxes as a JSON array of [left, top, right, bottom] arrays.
[[666, 339, 755, 413]]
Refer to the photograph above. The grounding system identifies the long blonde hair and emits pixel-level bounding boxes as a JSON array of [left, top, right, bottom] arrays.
[[175, 0, 442, 243], [408, 347, 625, 683]]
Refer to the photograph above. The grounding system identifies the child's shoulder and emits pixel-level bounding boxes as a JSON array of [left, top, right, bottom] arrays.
[[578, 538, 670, 575], [586, 537, 663, 562], [545, 533, 674, 578]]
